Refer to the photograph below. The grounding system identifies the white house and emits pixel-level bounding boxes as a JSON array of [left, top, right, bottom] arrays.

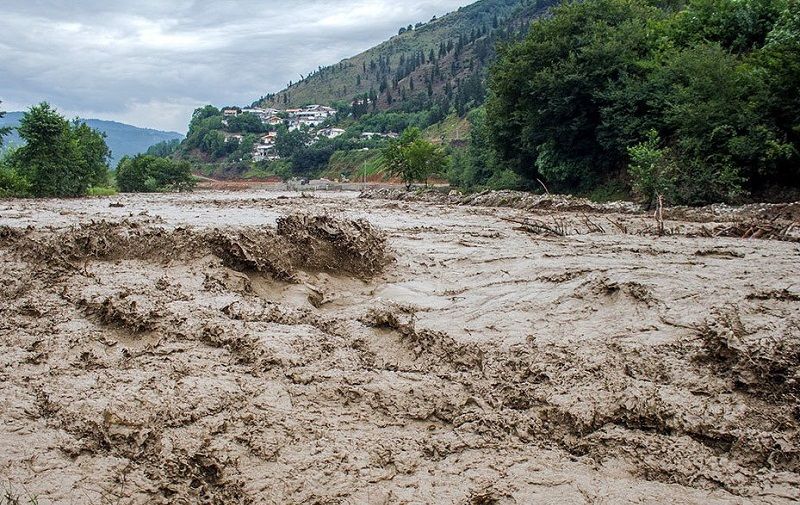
[[319, 128, 345, 139]]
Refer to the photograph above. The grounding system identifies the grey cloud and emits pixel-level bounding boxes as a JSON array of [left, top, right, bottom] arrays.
[[0, 0, 468, 132]]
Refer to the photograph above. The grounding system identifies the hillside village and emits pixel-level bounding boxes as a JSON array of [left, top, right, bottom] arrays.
[[220, 104, 398, 162]]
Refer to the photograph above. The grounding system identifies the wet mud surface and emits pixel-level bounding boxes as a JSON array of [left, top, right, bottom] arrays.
[[1, 191, 799, 504]]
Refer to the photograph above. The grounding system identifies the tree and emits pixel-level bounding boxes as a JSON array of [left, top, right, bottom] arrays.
[[487, 0, 661, 190], [72, 120, 112, 187], [225, 112, 265, 134], [146, 139, 181, 157], [116, 155, 195, 193], [116, 155, 152, 193], [0, 100, 10, 147], [485, 0, 799, 203], [11, 102, 110, 197], [275, 127, 311, 159], [627, 130, 677, 208], [382, 127, 448, 189]]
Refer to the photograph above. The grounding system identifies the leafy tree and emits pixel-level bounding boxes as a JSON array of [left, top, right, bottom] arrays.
[[10, 103, 110, 197], [487, 0, 662, 190], [382, 127, 448, 189], [275, 128, 312, 159], [0, 100, 11, 147], [485, 0, 800, 203], [225, 112, 266, 134], [758, 0, 800, 185], [668, 0, 786, 54], [72, 120, 112, 187], [449, 107, 520, 190], [116, 155, 195, 193], [115, 155, 151, 193], [0, 148, 31, 197], [627, 130, 677, 208]]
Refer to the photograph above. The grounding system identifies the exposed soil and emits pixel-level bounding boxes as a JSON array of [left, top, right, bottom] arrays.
[[1, 190, 799, 504]]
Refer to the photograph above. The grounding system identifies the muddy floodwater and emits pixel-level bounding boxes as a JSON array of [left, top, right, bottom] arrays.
[[1, 190, 799, 504]]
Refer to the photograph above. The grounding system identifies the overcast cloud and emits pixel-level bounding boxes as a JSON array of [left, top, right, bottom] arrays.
[[0, 1, 469, 133]]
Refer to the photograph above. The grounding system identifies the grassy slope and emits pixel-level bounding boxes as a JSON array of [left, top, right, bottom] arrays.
[[257, 0, 549, 111], [321, 150, 385, 180]]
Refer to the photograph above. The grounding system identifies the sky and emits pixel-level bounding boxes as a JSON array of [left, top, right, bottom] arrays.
[[0, 0, 470, 134]]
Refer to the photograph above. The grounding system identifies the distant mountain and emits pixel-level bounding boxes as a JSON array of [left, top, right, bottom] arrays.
[[256, 0, 556, 113], [0, 112, 184, 165]]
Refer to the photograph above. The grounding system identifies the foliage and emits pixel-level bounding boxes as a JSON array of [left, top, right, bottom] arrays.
[[486, 0, 800, 204], [487, 0, 662, 190], [626, 130, 677, 207], [183, 105, 237, 159], [447, 107, 519, 190], [0, 155, 32, 198], [8, 103, 111, 197], [146, 138, 182, 157], [225, 112, 267, 134], [116, 155, 195, 193], [0, 100, 10, 147], [382, 127, 448, 189], [247, 159, 293, 181], [323, 149, 384, 180], [86, 186, 119, 197]]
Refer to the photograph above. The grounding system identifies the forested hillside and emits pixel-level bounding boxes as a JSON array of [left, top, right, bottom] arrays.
[[484, 0, 800, 204], [257, 0, 555, 115]]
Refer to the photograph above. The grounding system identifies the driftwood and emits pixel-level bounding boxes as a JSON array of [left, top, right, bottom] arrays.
[[500, 217, 568, 237], [699, 221, 798, 242]]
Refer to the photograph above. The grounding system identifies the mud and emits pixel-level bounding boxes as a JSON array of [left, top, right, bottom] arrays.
[[1, 190, 799, 504]]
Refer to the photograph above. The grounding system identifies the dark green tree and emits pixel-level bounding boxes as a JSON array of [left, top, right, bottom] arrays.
[[116, 155, 195, 193], [11, 103, 110, 197], [487, 0, 661, 190], [0, 100, 11, 147]]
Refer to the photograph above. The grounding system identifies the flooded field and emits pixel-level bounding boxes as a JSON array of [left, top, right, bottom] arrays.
[[1, 190, 799, 504]]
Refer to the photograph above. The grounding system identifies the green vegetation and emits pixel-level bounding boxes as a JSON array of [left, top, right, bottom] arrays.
[[322, 149, 384, 180], [448, 107, 520, 190], [382, 127, 448, 188], [0, 101, 10, 147], [87, 186, 119, 197], [116, 154, 195, 193], [146, 138, 182, 157], [486, 0, 800, 204], [245, 159, 293, 180], [0, 102, 111, 198]]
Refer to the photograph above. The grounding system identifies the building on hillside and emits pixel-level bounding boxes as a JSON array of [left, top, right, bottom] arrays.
[[253, 143, 279, 162], [243, 107, 283, 124], [224, 134, 244, 143], [361, 132, 399, 140], [319, 128, 345, 139], [222, 107, 241, 117]]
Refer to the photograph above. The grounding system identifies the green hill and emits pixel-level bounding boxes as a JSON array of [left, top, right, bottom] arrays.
[[0, 112, 184, 165], [257, 0, 556, 113]]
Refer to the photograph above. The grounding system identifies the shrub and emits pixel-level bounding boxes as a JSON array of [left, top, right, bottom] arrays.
[[0, 166, 31, 198], [116, 155, 195, 193]]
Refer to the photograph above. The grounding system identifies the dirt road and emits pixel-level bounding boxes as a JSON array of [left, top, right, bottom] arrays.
[[1, 190, 798, 504]]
